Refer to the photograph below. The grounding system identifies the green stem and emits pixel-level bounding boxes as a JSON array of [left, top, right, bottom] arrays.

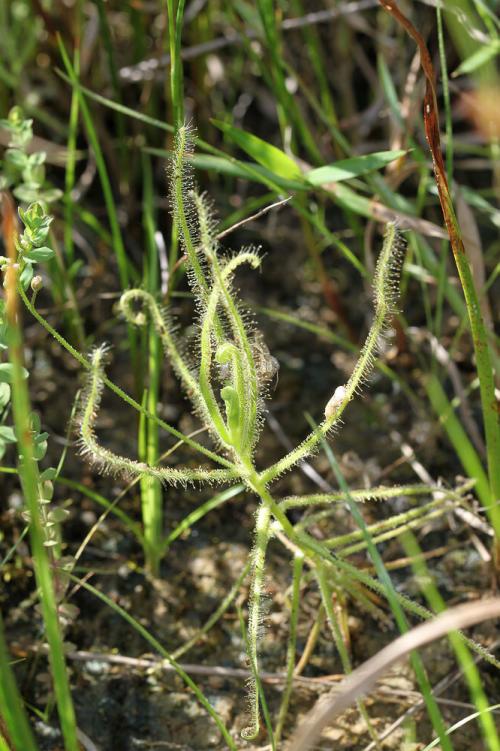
[[166, 0, 186, 128], [6, 268, 79, 751], [139, 391, 162, 576], [241, 502, 273, 741]]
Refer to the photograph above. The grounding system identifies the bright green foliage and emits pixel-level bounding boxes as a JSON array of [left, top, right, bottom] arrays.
[[0, 201, 55, 495], [0, 106, 62, 205], [0, 105, 85, 348], [0, 200, 57, 464], [0, 201, 55, 292], [0, 2, 498, 744], [78, 342, 235, 485]]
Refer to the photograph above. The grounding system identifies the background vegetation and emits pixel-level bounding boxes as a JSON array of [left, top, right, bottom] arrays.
[[0, 0, 499, 749]]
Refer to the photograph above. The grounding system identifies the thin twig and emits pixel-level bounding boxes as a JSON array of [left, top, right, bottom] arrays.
[[216, 196, 292, 241]]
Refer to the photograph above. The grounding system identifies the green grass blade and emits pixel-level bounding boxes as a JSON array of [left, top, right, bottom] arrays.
[[425, 373, 490, 507], [212, 119, 303, 179], [171, 558, 251, 660], [422, 706, 500, 751], [5, 274, 79, 751], [63, 12, 80, 269], [93, 0, 127, 170], [139, 390, 162, 575], [252, 0, 321, 163], [305, 150, 407, 185], [0, 612, 38, 751], [57, 38, 136, 290], [55, 476, 145, 546], [162, 484, 244, 553], [55, 70, 174, 133], [139, 153, 163, 575], [380, 0, 500, 555], [453, 39, 500, 77], [167, 0, 186, 127], [289, 0, 342, 143]]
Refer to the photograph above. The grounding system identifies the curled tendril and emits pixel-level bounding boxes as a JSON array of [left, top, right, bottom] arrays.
[[77, 345, 236, 486]]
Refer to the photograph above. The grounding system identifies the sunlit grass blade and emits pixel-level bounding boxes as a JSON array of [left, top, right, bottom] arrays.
[[425, 373, 490, 506], [422, 706, 500, 751], [139, 153, 163, 575], [212, 119, 302, 180]]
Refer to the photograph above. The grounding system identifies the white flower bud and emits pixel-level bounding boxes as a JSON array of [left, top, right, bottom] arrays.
[[31, 275, 43, 292]]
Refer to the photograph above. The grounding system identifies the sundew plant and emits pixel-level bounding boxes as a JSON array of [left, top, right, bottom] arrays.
[[73, 124, 451, 740]]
